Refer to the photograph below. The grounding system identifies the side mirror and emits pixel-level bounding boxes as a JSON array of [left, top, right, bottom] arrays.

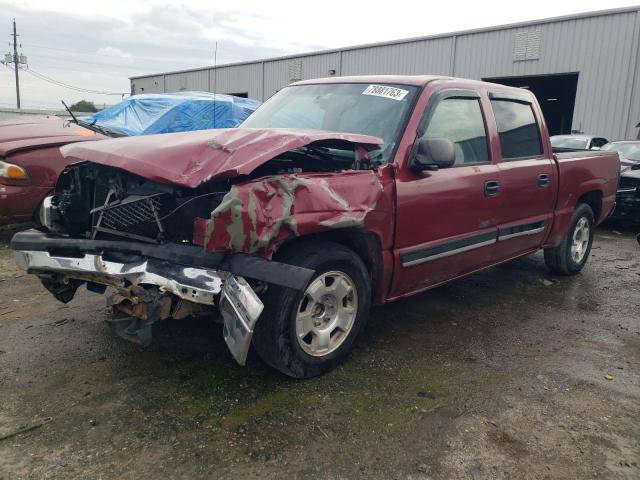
[[410, 137, 456, 171], [590, 146, 601, 151]]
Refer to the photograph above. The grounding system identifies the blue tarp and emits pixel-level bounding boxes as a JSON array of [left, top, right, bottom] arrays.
[[83, 92, 261, 136]]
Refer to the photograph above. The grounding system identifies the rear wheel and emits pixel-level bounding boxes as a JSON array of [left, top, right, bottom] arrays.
[[544, 203, 595, 275], [252, 240, 371, 378]]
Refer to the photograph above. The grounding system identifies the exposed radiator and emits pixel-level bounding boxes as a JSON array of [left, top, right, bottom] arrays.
[[92, 192, 166, 243]]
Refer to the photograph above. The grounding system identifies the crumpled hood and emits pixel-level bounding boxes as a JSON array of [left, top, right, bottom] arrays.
[[60, 128, 383, 188], [0, 116, 105, 156]]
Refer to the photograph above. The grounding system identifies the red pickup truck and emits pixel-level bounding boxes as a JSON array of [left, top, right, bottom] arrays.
[[11, 75, 619, 378]]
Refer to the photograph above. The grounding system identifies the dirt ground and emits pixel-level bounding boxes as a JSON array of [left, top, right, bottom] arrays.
[[0, 223, 638, 480]]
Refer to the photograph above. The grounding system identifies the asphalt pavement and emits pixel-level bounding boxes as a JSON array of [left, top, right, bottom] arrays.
[[0, 223, 638, 479]]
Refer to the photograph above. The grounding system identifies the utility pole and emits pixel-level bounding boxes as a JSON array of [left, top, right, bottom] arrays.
[[12, 18, 20, 109], [3, 19, 25, 109]]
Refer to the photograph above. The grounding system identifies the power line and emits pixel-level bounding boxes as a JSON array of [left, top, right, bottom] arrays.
[[25, 53, 142, 71], [23, 67, 127, 95], [26, 52, 201, 73], [10, 60, 137, 77], [10, 64, 127, 95], [22, 43, 136, 58], [2, 20, 126, 104], [22, 42, 208, 67], [39, 64, 135, 76], [23, 57, 156, 77]]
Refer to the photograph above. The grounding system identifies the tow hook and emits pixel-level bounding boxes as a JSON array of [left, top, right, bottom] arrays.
[[106, 285, 214, 347], [102, 276, 264, 363], [106, 286, 170, 347]]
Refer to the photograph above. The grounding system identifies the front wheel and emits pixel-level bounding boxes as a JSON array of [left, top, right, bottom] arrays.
[[544, 203, 595, 275], [252, 240, 371, 378]]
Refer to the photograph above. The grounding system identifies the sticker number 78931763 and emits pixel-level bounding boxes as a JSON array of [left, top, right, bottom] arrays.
[[362, 85, 409, 101]]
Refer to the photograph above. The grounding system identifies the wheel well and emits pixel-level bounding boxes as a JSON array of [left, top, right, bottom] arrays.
[[576, 190, 602, 221], [275, 229, 384, 298]]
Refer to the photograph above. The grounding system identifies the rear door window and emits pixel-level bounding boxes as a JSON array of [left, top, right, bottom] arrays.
[[490, 99, 543, 159]]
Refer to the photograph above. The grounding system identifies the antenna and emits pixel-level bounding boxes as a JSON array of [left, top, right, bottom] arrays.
[[213, 41, 218, 128]]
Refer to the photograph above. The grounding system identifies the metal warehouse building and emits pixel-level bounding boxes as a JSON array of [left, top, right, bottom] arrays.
[[130, 6, 640, 140]]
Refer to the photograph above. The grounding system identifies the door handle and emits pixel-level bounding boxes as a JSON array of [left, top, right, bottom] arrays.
[[537, 174, 550, 188], [484, 180, 500, 197]]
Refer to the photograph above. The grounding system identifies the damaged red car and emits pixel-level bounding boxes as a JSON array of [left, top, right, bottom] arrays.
[[11, 76, 620, 378], [0, 117, 107, 225]]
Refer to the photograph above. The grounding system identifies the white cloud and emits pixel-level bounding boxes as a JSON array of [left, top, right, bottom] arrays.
[[0, 0, 638, 109], [96, 47, 134, 63]]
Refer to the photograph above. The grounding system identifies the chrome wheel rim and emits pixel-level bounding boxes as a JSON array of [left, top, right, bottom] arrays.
[[295, 271, 358, 357], [571, 217, 590, 263]]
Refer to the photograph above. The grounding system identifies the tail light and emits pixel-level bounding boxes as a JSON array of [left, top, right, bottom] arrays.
[[0, 159, 29, 185]]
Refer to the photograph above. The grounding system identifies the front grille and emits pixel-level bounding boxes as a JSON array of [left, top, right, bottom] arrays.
[[93, 193, 169, 243], [56, 163, 225, 244], [100, 197, 163, 231]]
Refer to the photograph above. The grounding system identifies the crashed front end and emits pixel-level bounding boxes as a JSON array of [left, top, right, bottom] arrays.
[[12, 162, 316, 365], [11, 128, 388, 366]]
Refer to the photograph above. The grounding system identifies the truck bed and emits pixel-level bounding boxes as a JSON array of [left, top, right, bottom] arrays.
[[544, 150, 619, 246]]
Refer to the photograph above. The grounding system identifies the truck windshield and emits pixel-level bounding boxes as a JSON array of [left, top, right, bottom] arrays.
[[241, 83, 419, 164]]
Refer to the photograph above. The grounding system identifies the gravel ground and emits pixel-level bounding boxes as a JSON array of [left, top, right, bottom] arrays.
[[0, 223, 638, 479]]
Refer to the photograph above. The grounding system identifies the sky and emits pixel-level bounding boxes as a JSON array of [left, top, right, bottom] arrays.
[[0, 0, 638, 110]]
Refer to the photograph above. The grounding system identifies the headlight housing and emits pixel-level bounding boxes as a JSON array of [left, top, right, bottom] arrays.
[[39, 195, 61, 231], [0, 159, 29, 184]]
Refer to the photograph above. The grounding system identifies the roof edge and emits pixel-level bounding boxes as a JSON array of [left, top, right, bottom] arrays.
[[130, 5, 640, 80]]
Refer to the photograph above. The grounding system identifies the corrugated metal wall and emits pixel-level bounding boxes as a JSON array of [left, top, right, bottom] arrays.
[[341, 37, 454, 76], [452, 10, 639, 139], [263, 52, 342, 98], [131, 75, 164, 94], [164, 69, 209, 92], [625, 10, 640, 139], [131, 8, 640, 140], [211, 63, 263, 98]]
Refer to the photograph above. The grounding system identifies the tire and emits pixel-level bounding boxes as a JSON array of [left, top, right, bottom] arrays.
[[32, 192, 52, 228], [544, 203, 595, 275], [252, 240, 371, 378]]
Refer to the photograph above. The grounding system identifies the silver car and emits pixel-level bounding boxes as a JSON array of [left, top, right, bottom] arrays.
[[550, 134, 609, 151]]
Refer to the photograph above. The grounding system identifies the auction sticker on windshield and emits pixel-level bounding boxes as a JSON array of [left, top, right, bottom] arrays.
[[362, 85, 409, 101]]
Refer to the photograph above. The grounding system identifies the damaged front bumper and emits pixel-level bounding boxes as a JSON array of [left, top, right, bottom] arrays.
[[14, 250, 225, 304], [11, 229, 314, 366], [611, 190, 640, 218]]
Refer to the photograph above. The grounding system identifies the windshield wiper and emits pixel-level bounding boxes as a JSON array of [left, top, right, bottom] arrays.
[[80, 119, 124, 138], [61, 100, 126, 138], [300, 144, 388, 168], [303, 145, 360, 161], [61, 100, 79, 125]]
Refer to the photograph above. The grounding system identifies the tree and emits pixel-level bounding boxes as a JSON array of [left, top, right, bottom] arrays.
[[69, 100, 98, 113]]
